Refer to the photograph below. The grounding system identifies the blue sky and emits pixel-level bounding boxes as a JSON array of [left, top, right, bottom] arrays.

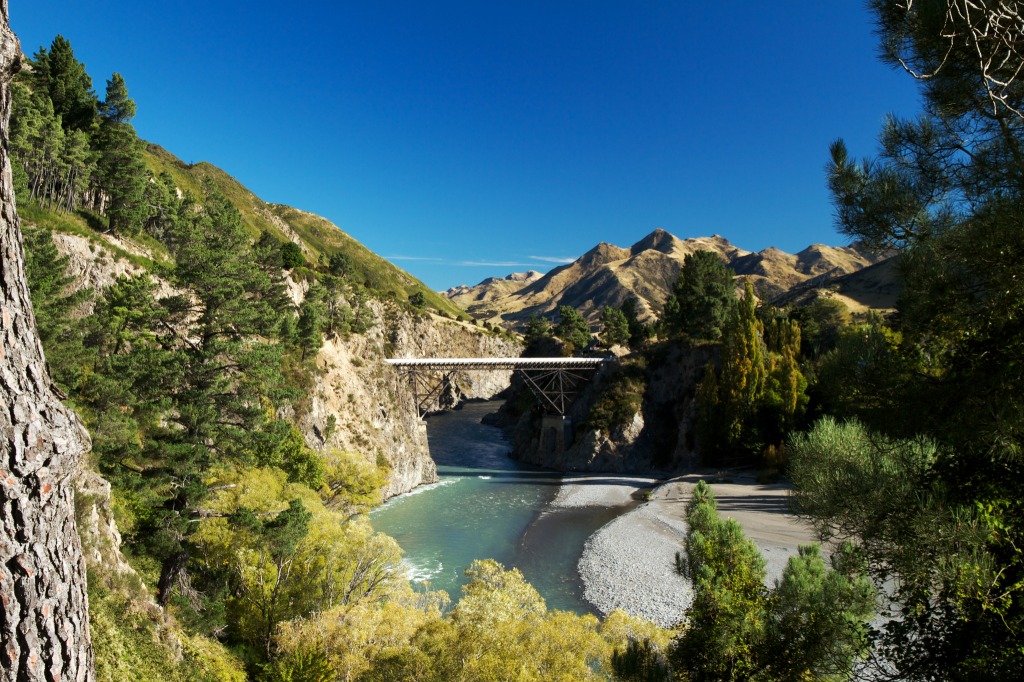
[[11, 1, 922, 291]]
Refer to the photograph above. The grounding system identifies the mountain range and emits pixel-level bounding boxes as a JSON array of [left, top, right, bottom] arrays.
[[443, 229, 895, 325]]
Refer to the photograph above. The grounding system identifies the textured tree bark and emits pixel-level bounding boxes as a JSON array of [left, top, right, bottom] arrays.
[[1, 4, 95, 681]]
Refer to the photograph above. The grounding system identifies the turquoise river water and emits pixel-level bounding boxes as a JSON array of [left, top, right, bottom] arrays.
[[369, 401, 628, 614]]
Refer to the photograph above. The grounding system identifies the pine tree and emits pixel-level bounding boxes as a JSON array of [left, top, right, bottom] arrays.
[[669, 250, 736, 341], [96, 73, 145, 236], [1, 12, 95, 678], [40, 34, 96, 132], [600, 305, 630, 347], [554, 305, 591, 352]]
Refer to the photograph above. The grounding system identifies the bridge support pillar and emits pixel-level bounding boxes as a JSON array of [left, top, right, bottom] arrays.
[[541, 415, 573, 453]]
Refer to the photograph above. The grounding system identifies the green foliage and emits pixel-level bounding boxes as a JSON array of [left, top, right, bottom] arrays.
[[586, 360, 646, 435], [600, 305, 631, 347], [21, 223, 92, 386], [788, 418, 1013, 677], [640, 481, 875, 681], [621, 297, 653, 349], [408, 290, 426, 308], [524, 314, 552, 345], [327, 250, 352, 278], [611, 638, 670, 682], [97, 74, 147, 236], [34, 35, 98, 132], [789, 296, 850, 358], [671, 481, 768, 679], [280, 241, 306, 269], [554, 304, 591, 352], [323, 450, 389, 512], [88, 580, 246, 682], [697, 280, 808, 463], [664, 250, 736, 341], [296, 284, 326, 361], [820, 6, 1024, 669]]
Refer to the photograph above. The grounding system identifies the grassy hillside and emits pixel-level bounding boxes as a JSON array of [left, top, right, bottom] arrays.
[[142, 143, 463, 317]]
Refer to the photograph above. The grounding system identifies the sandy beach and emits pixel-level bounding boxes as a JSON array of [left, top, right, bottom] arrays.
[[560, 471, 820, 628]]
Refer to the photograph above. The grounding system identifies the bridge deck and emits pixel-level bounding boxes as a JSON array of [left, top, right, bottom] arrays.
[[385, 357, 610, 416], [385, 357, 608, 371]]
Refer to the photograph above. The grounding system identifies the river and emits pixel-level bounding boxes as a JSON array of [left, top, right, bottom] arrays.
[[370, 401, 629, 614]]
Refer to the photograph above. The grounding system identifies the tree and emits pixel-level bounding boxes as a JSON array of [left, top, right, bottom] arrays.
[[635, 482, 874, 681], [670, 481, 769, 679], [1, 9, 95, 678], [600, 305, 631, 348], [280, 241, 305, 270], [39, 34, 96, 132], [554, 305, 591, 352], [699, 279, 768, 457], [327, 250, 352, 278], [96, 73, 146, 236], [22, 224, 92, 390], [666, 250, 736, 341], [620, 297, 652, 349], [823, 1, 1024, 673], [297, 283, 327, 360], [408, 290, 426, 308]]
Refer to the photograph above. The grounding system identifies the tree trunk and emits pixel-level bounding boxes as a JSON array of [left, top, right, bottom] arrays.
[[1, 6, 95, 681]]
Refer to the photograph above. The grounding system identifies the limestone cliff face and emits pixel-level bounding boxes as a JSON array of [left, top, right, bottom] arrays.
[[300, 299, 522, 499], [48, 231, 522, 504], [509, 344, 714, 474]]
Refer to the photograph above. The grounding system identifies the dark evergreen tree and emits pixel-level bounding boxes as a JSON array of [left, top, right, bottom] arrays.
[[668, 250, 735, 341], [600, 305, 630, 348], [280, 241, 305, 269], [22, 224, 92, 389], [621, 297, 652, 349], [554, 305, 591, 352], [96, 73, 145, 236], [40, 34, 96, 132], [297, 283, 327, 360], [328, 250, 352, 278]]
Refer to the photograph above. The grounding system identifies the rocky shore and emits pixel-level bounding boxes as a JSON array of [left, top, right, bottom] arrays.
[[559, 471, 820, 629]]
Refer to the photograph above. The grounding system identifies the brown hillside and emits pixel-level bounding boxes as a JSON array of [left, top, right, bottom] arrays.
[[444, 229, 891, 326]]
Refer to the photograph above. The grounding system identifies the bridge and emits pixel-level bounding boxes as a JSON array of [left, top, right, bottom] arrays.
[[385, 357, 609, 418]]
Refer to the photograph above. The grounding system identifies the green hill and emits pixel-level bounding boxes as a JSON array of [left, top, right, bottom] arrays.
[[142, 143, 463, 317]]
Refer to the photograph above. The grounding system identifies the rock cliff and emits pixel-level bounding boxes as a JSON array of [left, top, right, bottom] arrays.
[[506, 344, 714, 474], [48, 229, 522, 507], [299, 300, 522, 499]]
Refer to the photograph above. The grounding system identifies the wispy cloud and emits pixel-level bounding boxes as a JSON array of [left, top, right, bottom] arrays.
[[386, 255, 444, 262], [530, 255, 576, 264], [457, 260, 537, 268]]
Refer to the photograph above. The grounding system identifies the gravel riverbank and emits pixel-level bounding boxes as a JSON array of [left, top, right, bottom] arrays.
[[563, 471, 820, 628]]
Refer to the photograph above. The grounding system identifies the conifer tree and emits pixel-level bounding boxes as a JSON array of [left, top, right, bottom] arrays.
[[667, 250, 736, 340], [600, 305, 630, 347], [1, 11, 94, 678], [96, 73, 145, 236], [555, 305, 591, 352], [39, 34, 96, 132]]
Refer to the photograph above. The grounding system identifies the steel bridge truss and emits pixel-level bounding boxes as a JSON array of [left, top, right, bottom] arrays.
[[385, 357, 608, 418]]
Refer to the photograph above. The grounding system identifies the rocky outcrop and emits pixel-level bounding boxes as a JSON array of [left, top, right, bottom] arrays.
[[507, 344, 714, 474], [51, 232, 179, 313]]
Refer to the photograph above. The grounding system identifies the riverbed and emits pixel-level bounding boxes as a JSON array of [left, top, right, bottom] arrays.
[[370, 401, 819, 626], [370, 401, 638, 614]]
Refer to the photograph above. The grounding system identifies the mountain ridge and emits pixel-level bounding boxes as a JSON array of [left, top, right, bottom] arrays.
[[444, 229, 893, 324]]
